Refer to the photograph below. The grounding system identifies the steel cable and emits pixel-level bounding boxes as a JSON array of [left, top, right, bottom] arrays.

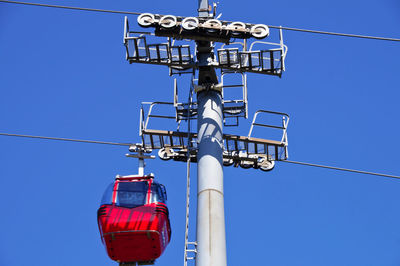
[[281, 160, 400, 180], [1, 0, 399, 42], [1, 132, 400, 180], [268, 25, 400, 42], [0, 0, 141, 15], [0, 132, 132, 146]]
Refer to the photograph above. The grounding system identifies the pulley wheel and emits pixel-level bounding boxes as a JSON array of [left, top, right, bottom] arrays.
[[182, 17, 199, 31], [137, 13, 155, 28], [239, 160, 253, 169], [250, 24, 270, 39], [158, 148, 173, 160], [203, 19, 222, 32], [227, 22, 246, 36], [258, 157, 275, 171], [159, 15, 177, 29], [223, 157, 234, 167]]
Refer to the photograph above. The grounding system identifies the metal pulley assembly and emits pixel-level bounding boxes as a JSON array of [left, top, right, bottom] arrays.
[[250, 24, 270, 39], [203, 19, 223, 32], [182, 17, 199, 31], [136, 12, 272, 42], [223, 151, 234, 166], [237, 152, 256, 169], [239, 160, 253, 169], [222, 150, 276, 171], [137, 13, 155, 27], [158, 147, 176, 160], [239, 155, 275, 171], [226, 22, 246, 37], [159, 15, 178, 28], [257, 156, 275, 171]]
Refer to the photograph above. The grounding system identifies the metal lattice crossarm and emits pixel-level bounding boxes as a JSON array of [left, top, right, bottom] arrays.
[[136, 13, 271, 41], [140, 103, 289, 171], [123, 16, 287, 77], [141, 128, 287, 170], [142, 129, 286, 149]]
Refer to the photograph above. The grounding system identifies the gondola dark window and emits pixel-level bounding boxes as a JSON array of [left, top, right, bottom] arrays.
[[116, 181, 147, 208], [100, 183, 114, 205], [150, 183, 166, 204]]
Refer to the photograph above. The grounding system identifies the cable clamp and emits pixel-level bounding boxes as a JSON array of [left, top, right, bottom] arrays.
[[194, 83, 223, 93]]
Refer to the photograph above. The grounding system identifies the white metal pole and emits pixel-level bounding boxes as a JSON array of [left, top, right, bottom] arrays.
[[196, 90, 227, 266], [195, 1, 227, 265], [138, 156, 144, 176]]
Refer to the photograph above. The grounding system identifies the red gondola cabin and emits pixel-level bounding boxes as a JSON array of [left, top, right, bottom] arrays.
[[97, 174, 171, 264]]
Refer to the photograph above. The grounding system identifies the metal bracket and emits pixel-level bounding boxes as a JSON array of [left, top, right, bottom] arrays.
[[194, 83, 223, 93], [125, 143, 155, 176], [125, 154, 155, 159], [139, 102, 290, 170], [197, 7, 211, 12]]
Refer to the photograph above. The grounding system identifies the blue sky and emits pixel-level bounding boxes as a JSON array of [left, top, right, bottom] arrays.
[[1, 0, 400, 265]]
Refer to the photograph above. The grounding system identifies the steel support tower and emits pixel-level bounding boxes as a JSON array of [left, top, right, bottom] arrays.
[[195, 1, 227, 265], [123, 1, 289, 264]]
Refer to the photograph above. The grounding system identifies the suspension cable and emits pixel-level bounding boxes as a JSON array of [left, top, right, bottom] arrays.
[[1, 132, 400, 180], [0, 0, 141, 15], [281, 160, 400, 180], [0, 132, 131, 146], [1, 0, 399, 42], [268, 25, 400, 42]]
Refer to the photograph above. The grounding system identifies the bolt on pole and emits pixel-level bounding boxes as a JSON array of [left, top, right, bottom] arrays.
[[195, 0, 227, 266]]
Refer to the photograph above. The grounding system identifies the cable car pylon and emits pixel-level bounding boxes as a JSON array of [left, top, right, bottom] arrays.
[[120, 0, 290, 265]]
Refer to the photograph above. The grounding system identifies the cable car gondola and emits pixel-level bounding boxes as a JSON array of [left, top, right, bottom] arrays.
[[97, 174, 171, 264]]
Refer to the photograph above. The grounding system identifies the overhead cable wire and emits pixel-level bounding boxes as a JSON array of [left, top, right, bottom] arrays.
[[0, 0, 141, 15], [0, 132, 132, 147], [281, 160, 400, 180], [268, 25, 400, 42], [1, 132, 400, 180], [1, 0, 399, 42]]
